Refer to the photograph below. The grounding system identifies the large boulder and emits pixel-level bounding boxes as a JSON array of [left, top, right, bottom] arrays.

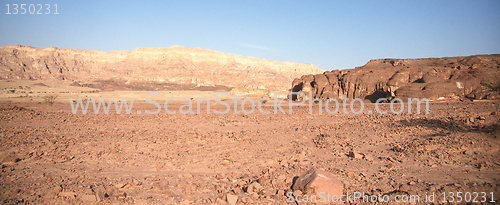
[[292, 168, 344, 203]]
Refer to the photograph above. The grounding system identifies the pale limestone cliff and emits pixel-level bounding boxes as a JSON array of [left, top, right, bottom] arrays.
[[0, 45, 324, 95]]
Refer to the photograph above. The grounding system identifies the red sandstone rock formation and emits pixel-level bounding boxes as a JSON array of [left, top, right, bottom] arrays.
[[291, 55, 500, 101]]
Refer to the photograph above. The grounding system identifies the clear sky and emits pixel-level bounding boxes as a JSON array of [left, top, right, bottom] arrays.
[[1, 0, 499, 70]]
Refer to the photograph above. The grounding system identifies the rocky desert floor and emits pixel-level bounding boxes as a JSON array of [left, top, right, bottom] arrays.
[[0, 98, 499, 204]]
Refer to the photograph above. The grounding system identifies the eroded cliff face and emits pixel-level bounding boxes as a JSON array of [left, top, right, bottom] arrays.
[[0, 45, 323, 95], [291, 55, 500, 101]]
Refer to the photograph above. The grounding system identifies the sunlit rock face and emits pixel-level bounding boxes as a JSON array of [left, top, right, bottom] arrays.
[[0, 45, 324, 95], [291, 55, 500, 101]]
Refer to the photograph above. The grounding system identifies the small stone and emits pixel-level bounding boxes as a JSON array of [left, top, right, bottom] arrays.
[[257, 177, 267, 184], [58, 191, 76, 198], [94, 187, 107, 202], [347, 172, 356, 178], [143, 184, 153, 190], [393, 145, 404, 152], [46, 186, 62, 198], [399, 184, 410, 192], [477, 116, 486, 120], [1, 155, 20, 165], [251, 192, 259, 199], [79, 194, 97, 202], [249, 182, 261, 191], [114, 182, 128, 189], [429, 185, 441, 192], [246, 182, 262, 193], [246, 185, 254, 193], [132, 178, 142, 186], [371, 188, 382, 195], [226, 194, 238, 205], [348, 151, 362, 159], [154, 179, 169, 190], [163, 189, 179, 197], [232, 187, 242, 194], [363, 154, 374, 161]]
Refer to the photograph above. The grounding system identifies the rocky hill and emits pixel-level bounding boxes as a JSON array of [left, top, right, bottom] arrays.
[[291, 55, 500, 101], [0, 45, 323, 96]]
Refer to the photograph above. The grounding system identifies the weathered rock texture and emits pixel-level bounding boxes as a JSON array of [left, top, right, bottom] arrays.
[[0, 45, 323, 95], [291, 55, 500, 101], [292, 168, 344, 200]]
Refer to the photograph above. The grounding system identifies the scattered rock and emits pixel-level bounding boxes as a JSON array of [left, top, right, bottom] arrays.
[[251, 192, 259, 199], [58, 191, 76, 198], [94, 186, 107, 202], [393, 145, 404, 152], [363, 154, 374, 161], [1, 155, 20, 165], [246, 184, 253, 193], [132, 178, 142, 186], [232, 188, 242, 194], [468, 117, 475, 123], [226, 194, 238, 205], [348, 151, 363, 159], [79, 194, 97, 202], [154, 179, 169, 190]]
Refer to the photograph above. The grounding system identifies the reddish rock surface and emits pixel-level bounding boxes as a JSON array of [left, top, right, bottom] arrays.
[[0, 101, 498, 204], [292, 168, 343, 199], [290, 55, 500, 101]]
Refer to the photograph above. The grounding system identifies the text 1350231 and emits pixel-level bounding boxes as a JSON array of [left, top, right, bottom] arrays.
[[5, 4, 59, 15]]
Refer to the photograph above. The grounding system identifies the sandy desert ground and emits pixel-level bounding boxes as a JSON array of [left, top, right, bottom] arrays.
[[0, 90, 498, 204]]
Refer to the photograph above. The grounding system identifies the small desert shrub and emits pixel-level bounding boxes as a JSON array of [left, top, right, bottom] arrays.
[[43, 95, 58, 106]]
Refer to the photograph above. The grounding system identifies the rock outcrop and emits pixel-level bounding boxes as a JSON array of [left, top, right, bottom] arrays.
[[290, 55, 500, 101], [0, 45, 324, 95]]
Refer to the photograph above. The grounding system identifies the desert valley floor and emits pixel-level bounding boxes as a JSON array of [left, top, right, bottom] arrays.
[[0, 98, 498, 204]]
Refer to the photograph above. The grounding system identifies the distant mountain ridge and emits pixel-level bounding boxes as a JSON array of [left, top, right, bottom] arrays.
[[0, 45, 324, 96]]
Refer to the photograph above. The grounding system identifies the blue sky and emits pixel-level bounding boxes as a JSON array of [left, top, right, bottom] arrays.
[[1, 0, 499, 70]]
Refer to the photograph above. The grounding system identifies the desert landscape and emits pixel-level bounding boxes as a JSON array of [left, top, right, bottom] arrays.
[[0, 44, 499, 204]]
